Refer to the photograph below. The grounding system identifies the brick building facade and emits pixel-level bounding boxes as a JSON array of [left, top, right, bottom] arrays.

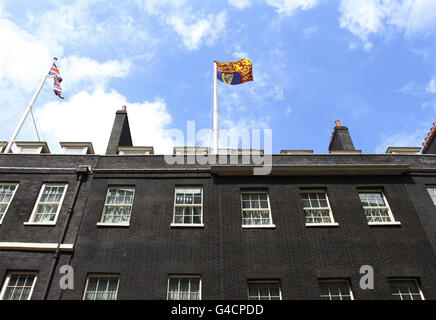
[[1, 108, 436, 300]]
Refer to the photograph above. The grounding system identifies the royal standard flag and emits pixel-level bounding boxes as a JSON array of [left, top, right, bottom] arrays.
[[216, 58, 253, 85]]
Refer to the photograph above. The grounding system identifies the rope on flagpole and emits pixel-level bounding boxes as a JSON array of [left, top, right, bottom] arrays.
[[30, 109, 41, 142]]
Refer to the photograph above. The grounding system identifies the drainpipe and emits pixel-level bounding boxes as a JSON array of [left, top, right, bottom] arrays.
[[42, 165, 90, 300]]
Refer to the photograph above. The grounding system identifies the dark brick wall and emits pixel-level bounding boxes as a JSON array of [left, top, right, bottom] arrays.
[[1, 153, 436, 299], [60, 173, 436, 299]]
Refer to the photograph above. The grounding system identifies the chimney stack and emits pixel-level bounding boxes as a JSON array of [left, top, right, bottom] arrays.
[[328, 120, 356, 153], [105, 106, 133, 155]]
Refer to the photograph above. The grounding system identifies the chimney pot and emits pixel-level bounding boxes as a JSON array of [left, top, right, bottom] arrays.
[[335, 120, 341, 127]]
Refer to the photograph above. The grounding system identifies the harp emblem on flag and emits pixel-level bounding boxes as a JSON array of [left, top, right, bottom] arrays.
[[222, 73, 234, 84]]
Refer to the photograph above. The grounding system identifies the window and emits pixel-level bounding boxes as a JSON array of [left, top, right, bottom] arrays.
[[358, 191, 397, 224], [83, 275, 119, 300], [167, 276, 201, 300], [389, 279, 424, 300], [241, 192, 274, 227], [28, 184, 67, 224], [100, 187, 135, 224], [248, 281, 282, 300], [319, 280, 354, 300], [0, 272, 37, 300], [60, 142, 94, 155], [172, 187, 203, 226], [0, 184, 18, 224], [118, 146, 153, 155], [300, 191, 336, 225], [119, 150, 150, 155], [426, 187, 436, 206], [63, 147, 88, 155], [19, 146, 43, 154]]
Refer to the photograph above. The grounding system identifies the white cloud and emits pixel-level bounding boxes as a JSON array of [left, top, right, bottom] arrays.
[[339, 0, 436, 49], [60, 56, 131, 90], [0, 3, 175, 155], [375, 127, 427, 153], [427, 77, 436, 94], [0, 16, 62, 93], [265, 0, 321, 16], [167, 10, 228, 50], [135, 1, 228, 51], [233, 46, 250, 59], [228, 0, 253, 10], [35, 88, 174, 154], [303, 25, 318, 39]]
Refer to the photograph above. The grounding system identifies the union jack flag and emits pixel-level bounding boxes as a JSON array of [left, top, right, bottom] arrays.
[[48, 62, 64, 99]]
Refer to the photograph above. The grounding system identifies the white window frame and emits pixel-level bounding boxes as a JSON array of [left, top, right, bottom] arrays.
[[300, 190, 339, 227], [319, 279, 354, 300], [358, 190, 401, 226], [389, 278, 425, 300], [241, 191, 275, 229], [247, 280, 282, 300], [0, 272, 37, 300], [0, 183, 19, 224], [62, 146, 88, 155], [426, 186, 436, 206], [167, 275, 202, 300], [97, 186, 135, 227], [18, 146, 43, 154], [25, 183, 68, 225], [82, 274, 120, 300], [171, 187, 204, 227]]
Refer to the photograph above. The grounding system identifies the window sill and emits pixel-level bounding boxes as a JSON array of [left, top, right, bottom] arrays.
[[170, 223, 205, 228], [23, 222, 56, 226], [242, 224, 276, 229], [305, 222, 339, 227], [368, 221, 401, 226], [96, 222, 130, 227]]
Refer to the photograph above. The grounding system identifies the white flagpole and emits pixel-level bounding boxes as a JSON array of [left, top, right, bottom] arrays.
[[4, 57, 57, 154], [213, 60, 218, 154]]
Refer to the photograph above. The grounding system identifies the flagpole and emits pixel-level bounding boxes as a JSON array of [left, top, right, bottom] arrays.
[[4, 57, 57, 154], [213, 60, 218, 154]]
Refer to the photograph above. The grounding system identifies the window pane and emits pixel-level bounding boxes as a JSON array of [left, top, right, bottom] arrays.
[[168, 277, 200, 300], [174, 188, 202, 225], [84, 276, 119, 300], [319, 281, 352, 300], [389, 279, 423, 300], [1, 274, 36, 300], [248, 282, 281, 300]]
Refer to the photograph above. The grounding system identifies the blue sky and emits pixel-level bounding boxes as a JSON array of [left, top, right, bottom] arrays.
[[1, 0, 436, 154]]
